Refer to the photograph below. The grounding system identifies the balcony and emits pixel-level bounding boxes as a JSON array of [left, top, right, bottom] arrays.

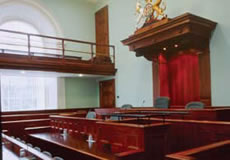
[[0, 29, 116, 75]]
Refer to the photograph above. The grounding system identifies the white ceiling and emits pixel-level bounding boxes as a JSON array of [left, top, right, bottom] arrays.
[[0, 69, 110, 79]]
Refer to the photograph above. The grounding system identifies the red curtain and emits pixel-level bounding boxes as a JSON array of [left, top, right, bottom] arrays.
[[159, 51, 200, 105]]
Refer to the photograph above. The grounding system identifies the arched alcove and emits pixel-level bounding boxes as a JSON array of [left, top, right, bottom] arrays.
[[0, 0, 62, 37]]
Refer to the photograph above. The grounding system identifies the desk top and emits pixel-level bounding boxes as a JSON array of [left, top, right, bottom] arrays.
[[29, 132, 116, 160], [102, 111, 189, 118]]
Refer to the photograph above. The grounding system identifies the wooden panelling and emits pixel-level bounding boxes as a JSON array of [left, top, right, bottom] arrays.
[[50, 115, 98, 136], [199, 47, 212, 106], [97, 121, 170, 160], [0, 54, 116, 75], [95, 6, 109, 57]]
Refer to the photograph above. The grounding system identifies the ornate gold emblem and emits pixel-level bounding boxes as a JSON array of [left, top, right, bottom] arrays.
[[136, 0, 167, 28]]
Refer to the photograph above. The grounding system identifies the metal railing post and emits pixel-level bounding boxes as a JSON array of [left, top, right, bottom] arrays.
[[62, 39, 65, 59], [27, 34, 31, 56], [113, 46, 115, 65], [91, 44, 94, 62]]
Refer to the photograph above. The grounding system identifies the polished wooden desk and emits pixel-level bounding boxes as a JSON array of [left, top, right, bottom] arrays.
[[28, 132, 118, 160], [166, 140, 230, 160]]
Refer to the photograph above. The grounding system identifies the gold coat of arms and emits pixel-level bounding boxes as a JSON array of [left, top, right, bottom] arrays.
[[136, 0, 167, 28]]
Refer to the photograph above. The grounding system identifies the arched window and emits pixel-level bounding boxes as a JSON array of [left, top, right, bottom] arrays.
[[0, 20, 45, 55]]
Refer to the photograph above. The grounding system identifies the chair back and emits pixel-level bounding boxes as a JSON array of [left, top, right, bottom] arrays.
[[86, 111, 96, 119], [155, 97, 170, 109], [110, 116, 119, 121], [34, 146, 41, 152], [53, 156, 64, 160], [42, 151, 52, 157], [185, 102, 204, 109], [121, 104, 133, 109]]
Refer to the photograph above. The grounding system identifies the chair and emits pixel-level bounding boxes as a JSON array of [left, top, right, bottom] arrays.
[[27, 143, 33, 147], [53, 156, 64, 160], [185, 102, 204, 109], [42, 151, 52, 157], [154, 97, 170, 109], [16, 137, 21, 141], [121, 104, 133, 109], [21, 140, 26, 144], [34, 146, 41, 152], [110, 116, 119, 121], [86, 111, 96, 119]]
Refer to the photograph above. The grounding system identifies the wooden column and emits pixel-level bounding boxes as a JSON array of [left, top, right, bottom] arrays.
[[199, 46, 212, 106]]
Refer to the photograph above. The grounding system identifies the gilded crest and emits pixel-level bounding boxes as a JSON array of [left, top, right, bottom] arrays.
[[136, 0, 167, 28]]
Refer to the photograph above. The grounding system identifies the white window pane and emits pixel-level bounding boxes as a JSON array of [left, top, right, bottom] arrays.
[[1, 76, 58, 111]]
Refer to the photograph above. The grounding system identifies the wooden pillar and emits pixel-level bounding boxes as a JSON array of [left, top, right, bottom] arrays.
[[199, 46, 212, 106]]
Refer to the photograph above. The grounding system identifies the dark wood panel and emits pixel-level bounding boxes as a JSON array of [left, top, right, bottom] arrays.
[[100, 79, 116, 108], [199, 47, 212, 106], [95, 6, 109, 57]]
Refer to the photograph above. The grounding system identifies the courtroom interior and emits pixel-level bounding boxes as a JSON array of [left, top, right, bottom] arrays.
[[1, 0, 230, 160]]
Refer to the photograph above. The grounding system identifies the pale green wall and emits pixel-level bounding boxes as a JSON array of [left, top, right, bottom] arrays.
[[95, 0, 230, 107], [36, 0, 95, 42], [65, 78, 99, 108], [95, 0, 153, 107], [165, 0, 230, 106]]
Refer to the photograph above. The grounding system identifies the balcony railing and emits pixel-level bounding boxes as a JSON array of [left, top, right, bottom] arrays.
[[0, 29, 115, 64]]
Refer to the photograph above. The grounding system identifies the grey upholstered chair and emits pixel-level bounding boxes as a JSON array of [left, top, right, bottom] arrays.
[[154, 97, 170, 109], [42, 151, 52, 157], [53, 156, 64, 160], [86, 111, 96, 119], [110, 116, 120, 121], [121, 104, 133, 109], [185, 102, 204, 109], [34, 146, 41, 152], [27, 143, 33, 147]]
